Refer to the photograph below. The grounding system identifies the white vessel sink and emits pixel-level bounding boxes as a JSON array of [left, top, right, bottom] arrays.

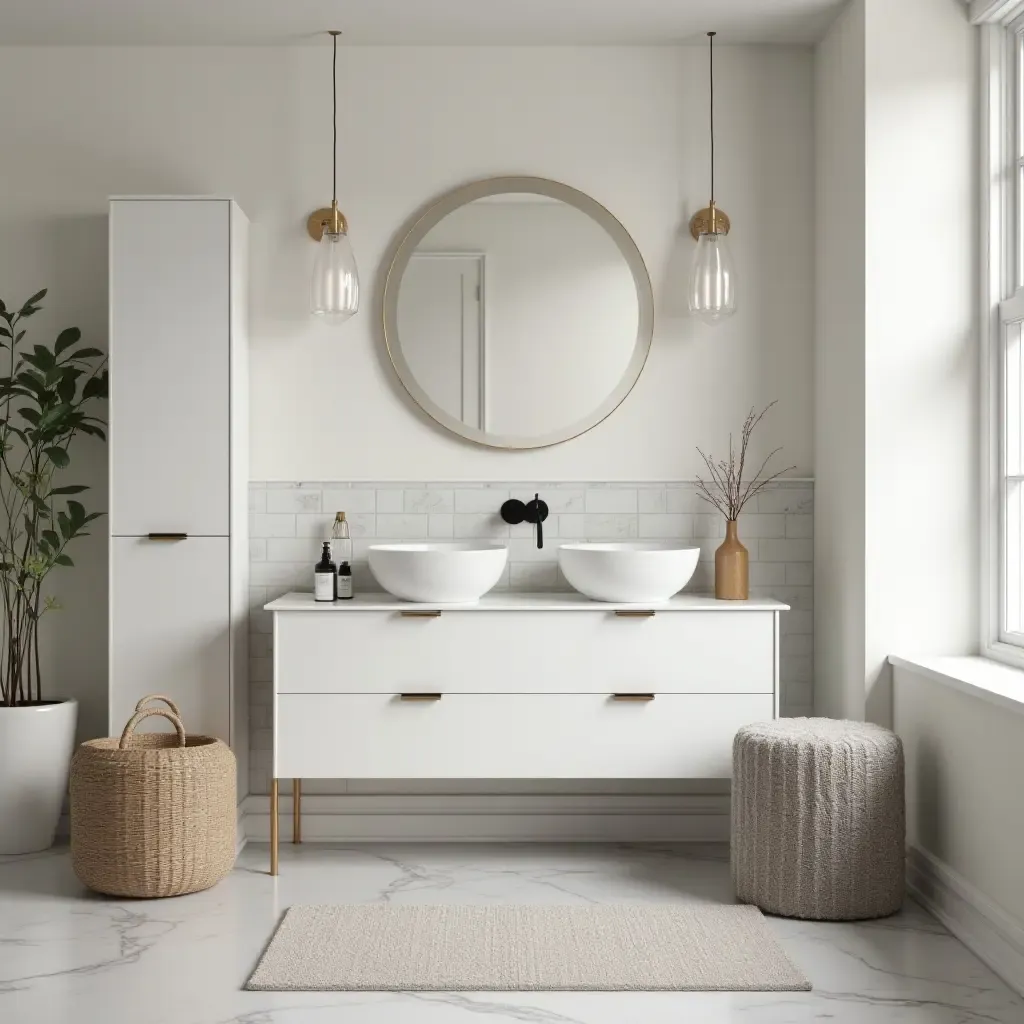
[[558, 542, 700, 603], [368, 542, 508, 603]]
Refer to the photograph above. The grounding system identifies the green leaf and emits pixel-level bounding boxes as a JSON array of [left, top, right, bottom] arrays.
[[42, 530, 60, 550], [20, 289, 47, 311], [51, 484, 88, 495], [56, 374, 76, 405], [78, 424, 106, 440], [68, 500, 85, 527], [43, 447, 69, 468], [57, 512, 71, 540], [83, 511, 104, 524], [31, 345, 55, 371], [69, 347, 104, 361], [55, 554, 73, 567], [36, 404, 71, 432], [82, 375, 108, 400], [54, 328, 81, 355], [19, 307, 40, 318], [0, 326, 10, 338], [18, 407, 40, 425]]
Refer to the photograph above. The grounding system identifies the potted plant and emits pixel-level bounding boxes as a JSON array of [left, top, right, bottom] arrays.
[[0, 289, 107, 854], [696, 401, 794, 600]]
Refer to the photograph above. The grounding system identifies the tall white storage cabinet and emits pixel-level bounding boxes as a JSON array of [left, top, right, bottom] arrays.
[[108, 198, 249, 798]]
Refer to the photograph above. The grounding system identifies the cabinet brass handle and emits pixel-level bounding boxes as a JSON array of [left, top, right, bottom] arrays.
[[611, 693, 656, 702], [147, 532, 188, 541], [399, 692, 443, 701], [614, 609, 655, 617], [400, 610, 442, 618]]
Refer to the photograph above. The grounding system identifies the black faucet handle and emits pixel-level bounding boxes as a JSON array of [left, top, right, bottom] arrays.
[[525, 493, 549, 549]]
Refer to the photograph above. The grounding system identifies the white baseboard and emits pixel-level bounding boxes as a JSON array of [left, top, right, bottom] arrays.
[[907, 845, 1024, 997], [241, 792, 731, 843]]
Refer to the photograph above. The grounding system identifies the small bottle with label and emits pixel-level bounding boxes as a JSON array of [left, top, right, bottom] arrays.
[[330, 511, 352, 566], [337, 560, 354, 600], [314, 541, 336, 602]]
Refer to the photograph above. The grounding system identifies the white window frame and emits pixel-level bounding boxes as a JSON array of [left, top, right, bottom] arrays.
[[978, 2, 1024, 666]]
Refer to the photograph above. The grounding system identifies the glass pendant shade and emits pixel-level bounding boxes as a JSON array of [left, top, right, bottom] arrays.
[[688, 229, 736, 324], [310, 230, 360, 322]]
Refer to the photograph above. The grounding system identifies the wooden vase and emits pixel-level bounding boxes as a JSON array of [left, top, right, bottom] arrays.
[[715, 520, 749, 600]]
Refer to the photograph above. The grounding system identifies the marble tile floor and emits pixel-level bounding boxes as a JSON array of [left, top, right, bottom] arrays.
[[1, 842, 1022, 1024]]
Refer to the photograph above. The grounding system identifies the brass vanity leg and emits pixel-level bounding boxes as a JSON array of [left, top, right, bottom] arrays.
[[270, 778, 279, 876], [293, 778, 302, 844]]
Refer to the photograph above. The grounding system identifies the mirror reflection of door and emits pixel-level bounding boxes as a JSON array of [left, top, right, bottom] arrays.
[[393, 193, 641, 442], [399, 253, 484, 430]]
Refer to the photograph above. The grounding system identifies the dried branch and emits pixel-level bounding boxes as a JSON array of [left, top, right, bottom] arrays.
[[694, 402, 793, 521]]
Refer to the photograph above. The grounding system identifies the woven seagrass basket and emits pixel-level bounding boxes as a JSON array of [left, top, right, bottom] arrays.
[[70, 695, 236, 898]]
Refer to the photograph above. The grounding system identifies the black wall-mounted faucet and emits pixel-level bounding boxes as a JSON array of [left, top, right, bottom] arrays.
[[500, 492, 549, 549]]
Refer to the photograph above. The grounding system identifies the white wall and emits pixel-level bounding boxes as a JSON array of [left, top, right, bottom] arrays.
[[814, 0, 867, 720], [813, 0, 977, 724], [0, 44, 815, 736], [862, 0, 978, 722], [894, 664, 1024, 989]]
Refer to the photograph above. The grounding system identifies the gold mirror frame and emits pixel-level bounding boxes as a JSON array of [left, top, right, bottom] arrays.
[[381, 176, 655, 450]]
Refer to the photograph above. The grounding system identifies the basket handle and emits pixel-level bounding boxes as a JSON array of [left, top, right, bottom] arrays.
[[134, 694, 182, 718], [119, 707, 187, 749]]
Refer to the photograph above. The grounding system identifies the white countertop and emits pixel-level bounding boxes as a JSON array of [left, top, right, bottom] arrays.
[[265, 591, 790, 613]]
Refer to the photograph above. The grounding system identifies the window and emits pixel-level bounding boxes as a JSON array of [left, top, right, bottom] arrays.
[[981, 5, 1024, 658]]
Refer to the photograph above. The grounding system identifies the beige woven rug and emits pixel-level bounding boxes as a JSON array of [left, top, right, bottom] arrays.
[[246, 904, 811, 992]]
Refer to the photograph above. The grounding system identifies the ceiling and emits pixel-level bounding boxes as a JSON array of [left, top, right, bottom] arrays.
[[0, 0, 846, 46]]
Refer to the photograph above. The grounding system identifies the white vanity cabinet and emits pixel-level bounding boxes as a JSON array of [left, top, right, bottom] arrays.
[[108, 198, 249, 793], [266, 591, 786, 871]]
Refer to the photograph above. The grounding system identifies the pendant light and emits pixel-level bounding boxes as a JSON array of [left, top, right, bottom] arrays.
[[308, 30, 360, 322], [688, 31, 736, 324]]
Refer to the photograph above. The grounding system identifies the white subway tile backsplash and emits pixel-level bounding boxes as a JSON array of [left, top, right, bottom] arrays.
[[453, 513, 509, 539], [404, 488, 454, 514], [251, 513, 296, 538], [247, 479, 815, 791], [785, 562, 813, 586], [265, 486, 322, 514], [266, 538, 319, 563], [375, 489, 405, 513], [295, 512, 376, 539], [585, 488, 637, 513], [586, 513, 638, 538], [455, 488, 508, 513], [540, 489, 585, 513], [637, 488, 666, 513], [785, 514, 813, 538], [755, 486, 813, 514], [322, 488, 377, 514], [638, 513, 693, 539], [758, 538, 813, 562], [375, 513, 428, 538], [428, 513, 455, 538]]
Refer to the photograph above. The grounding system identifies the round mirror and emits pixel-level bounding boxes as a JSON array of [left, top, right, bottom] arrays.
[[382, 177, 654, 449]]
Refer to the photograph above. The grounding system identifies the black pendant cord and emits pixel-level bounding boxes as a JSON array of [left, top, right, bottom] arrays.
[[708, 30, 716, 205], [332, 32, 338, 206]]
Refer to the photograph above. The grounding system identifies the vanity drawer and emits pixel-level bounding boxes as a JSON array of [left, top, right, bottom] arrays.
[[273, 609, 776, 695], [275, 692, 773, 778]]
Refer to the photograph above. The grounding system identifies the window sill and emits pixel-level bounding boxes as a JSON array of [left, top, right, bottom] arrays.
[[888, 654, 1024, 716]]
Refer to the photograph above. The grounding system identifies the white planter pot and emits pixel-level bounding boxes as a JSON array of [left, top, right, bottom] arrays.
[[0, 699, 78, 855]]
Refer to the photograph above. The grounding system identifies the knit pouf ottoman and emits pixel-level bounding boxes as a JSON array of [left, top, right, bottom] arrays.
[[732, 718, 905, 920]]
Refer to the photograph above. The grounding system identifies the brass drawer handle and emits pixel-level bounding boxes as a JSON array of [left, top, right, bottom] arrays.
[[400, 610, 442, 618], [147, 532, 188, 541], [611, 693, 656, 702], [614, 609, 655, 617], [399, 692, 443, 701]]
